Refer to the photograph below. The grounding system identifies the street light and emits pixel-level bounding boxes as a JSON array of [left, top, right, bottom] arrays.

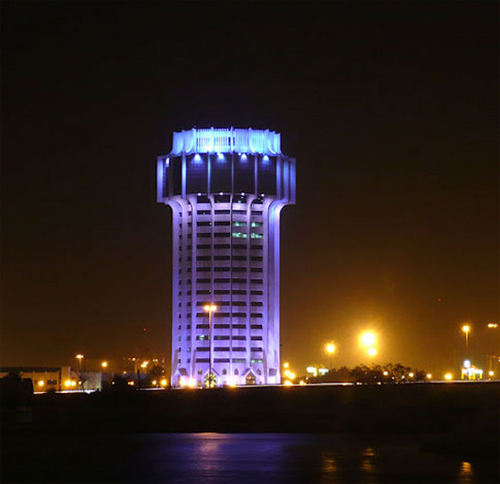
[[462, 325, 471, 354], [204, 303, 217, 388], [487, 323, 499, 374], [325, 342, 336, 369], [360, 331, 376, 348], [101, 361, 108, 369], [367, 347, 377, 357]]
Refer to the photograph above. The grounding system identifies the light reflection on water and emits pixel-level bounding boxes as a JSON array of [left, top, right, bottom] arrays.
[[2, 432, 495, 484]]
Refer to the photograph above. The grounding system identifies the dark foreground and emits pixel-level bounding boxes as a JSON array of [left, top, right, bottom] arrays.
[[1, 383, 499, 483]]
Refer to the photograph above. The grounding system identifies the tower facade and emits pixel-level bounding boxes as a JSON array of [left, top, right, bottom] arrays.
[[157, 128, 296, 387]]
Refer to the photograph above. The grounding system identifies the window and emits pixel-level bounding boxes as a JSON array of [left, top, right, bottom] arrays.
[[197, 244, 211, 250], [251, 347, 263, 352], [222, 369, 227, 375], [232, 278, 246, 284], [250, 256, 263, 261], [251, 290, 263, 295], [214, 347, 230, 352], [214, 290, 230, 294], [196, 335, 207, 340], [232, 290, 247, 295], [233, 221, 247, 227], [234, 368, 240, 373], [233, 210, 246, 214], [196, 278, 211, 283], [215, 358, 230, 363], [198, 369, 203, 375], [198, 233, 211, 238], [214, 312, 230, 318], [251, 268, 263, 273], [214, 324, 230, 329], [232, 232, 247, 239], [233, 256, 247, 261], [232, 244, 246, 249], [215, 244, 230, 249], [251, 302, 263, 306], [197, 267, 211, 272], [214, 267, 230, 272], [251, 279, 263, 284], [232, 267, 246, 272], [232, 336, 246, 340], [197, 210, 211, 215], [251, 245, 263, 250], [233, 324, 246, 329], [251, 313, 263, 318], [197, 256, 211, 261], [215, 233, 230, 238], [232, 347, 246, 352], [215, 221, 231, 226], [251, 324, 263, 330], [214, 335, 230, 340], [251, 222, 263, 228], [215, 209, 230, 215], [232, 301, 246, 306], [251, 359, 263, 364], [196, 290, 211, 295], [197, 347, 209, 352], [214, 255, 230, 261], [197, 222, 211, 227], [250, 233, 263, 239], [196, 358, 209, 363], [214, 278, 230, 283], [196, 324, 209, 329], [232, 312, 246, 317], [251, 336, 263, 341]]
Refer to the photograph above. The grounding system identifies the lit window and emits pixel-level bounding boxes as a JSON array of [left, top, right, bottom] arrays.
[[250, 233, 263, 239], [232, 232, 247, 239]]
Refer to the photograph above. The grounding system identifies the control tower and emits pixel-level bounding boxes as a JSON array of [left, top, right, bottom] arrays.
[[157, 128, 296, 387]]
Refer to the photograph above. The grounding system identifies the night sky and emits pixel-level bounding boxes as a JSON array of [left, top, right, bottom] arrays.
[[1, 2, 498, 376]]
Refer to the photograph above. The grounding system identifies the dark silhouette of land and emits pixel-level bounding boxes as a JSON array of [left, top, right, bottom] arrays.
[[2, 381, 499, 459]]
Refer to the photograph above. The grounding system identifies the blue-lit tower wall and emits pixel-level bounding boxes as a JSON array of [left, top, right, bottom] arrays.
[[157, 128, 296, 387]]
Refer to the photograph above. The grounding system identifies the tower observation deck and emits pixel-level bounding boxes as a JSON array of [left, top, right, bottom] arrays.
[[157, 128, 296, 387]]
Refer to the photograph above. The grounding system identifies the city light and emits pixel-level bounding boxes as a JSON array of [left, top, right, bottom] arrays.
[[444, 373, 453, 381], [101, 361, 108, 369], [284, 380, 293, 386], [488, 371, 494, 377], [283, 362, 289, 369], [360, 331, 376, 347], [487, 323, 499, 328], [367, 348, 377, 357], [38, 380, 45, 387], [426, 373, 432, 379], [160, 379, 167, 387], [462, 324, 471, 353], [187, 378, 197, 388], [325, 343, 336, 355], [64, 379, 72, 388]]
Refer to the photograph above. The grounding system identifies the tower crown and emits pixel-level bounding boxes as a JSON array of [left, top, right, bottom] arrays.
[[171, 127, 281, 155]]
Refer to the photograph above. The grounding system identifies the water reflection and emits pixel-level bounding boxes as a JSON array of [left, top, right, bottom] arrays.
[[457, 461, 474, 484], [320, 451, 338, 483], [2, 432, 497, 484], [360, 447, 378, 483]]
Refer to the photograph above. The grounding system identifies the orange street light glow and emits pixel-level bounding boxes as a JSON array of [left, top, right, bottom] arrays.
[[360, 332, 376, 347]]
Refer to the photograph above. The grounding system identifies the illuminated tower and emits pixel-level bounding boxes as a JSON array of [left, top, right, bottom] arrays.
[[157, 128, 296, 387]]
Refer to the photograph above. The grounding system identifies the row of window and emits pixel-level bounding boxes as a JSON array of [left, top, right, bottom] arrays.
[[187, 233, 263, 239], [192, 358, 264, 364], [185, 347, 263, 352], [192, 221, 263, 227], [180, 244, 263, 250], [194, 335, 262, 341], [192, 267, 263, 273], [196, 324, 264, 330], [195, 256, 263, 261], [192, 289, 263, 296], [193, 301, 263, 306], [195, 312, 263, 318], [185, 278, 263, 284]]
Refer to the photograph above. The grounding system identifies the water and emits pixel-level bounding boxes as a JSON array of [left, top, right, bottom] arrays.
[[1, 433, 497, 484]]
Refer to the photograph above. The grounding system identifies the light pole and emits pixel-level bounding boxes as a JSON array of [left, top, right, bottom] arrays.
[[462, 324, 471, 354], [487, 323, 499, 375], [76, 354, 84, 391], [325, 343, 336, 370], [204, 304, 217, 388]]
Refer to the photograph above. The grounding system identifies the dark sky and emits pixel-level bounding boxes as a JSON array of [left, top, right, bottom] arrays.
[[1, 1, 498, 376]]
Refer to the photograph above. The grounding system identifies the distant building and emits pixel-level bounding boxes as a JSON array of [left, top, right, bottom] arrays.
[[157, 128, 296, 387], [0, 367, 102, 392]]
